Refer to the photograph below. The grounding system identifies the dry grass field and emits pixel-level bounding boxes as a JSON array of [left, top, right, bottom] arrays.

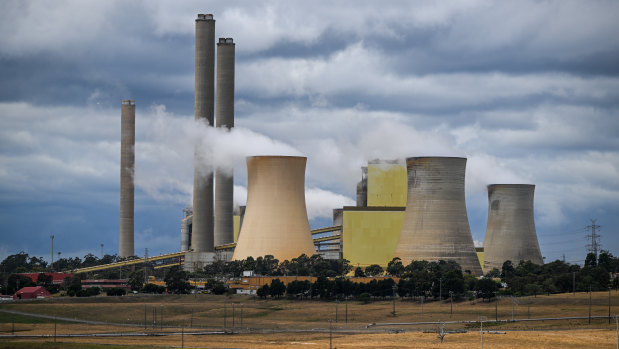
[[0, 291, 617, 348]]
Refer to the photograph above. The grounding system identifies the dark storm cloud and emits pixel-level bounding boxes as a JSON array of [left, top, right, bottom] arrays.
[[1, 1, 618, 263]]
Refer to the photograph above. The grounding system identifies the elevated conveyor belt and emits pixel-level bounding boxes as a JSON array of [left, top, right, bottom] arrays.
[[72, 251, 188, 274], [75, 226, 344, 271]]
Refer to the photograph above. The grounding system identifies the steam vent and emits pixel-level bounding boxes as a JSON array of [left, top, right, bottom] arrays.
[[232, 156, 315, 261], [483, 184, 543, 271], [192, 13, 216, 252], [119, 99, 135, 258], [395, 157, 482, 275]]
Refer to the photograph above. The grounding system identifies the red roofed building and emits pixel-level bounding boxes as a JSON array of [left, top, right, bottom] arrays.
[[13, 286, 52, 300]]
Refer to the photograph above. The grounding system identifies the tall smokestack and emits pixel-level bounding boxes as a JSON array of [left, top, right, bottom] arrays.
[[395, 157, 482, 275], [192, 13, 215, 252], [119, 99, 135, 258], [214, 37, 235, 246], [232, 156, 316, 261], [483, 184, 543, 271]]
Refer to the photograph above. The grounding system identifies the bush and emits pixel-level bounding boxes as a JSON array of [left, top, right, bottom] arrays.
[[358, 292, 371, 304], [212, 283, 227, 295], [142, 283, 165, 294], [106, 288, 127, 296], [76, 287, 101, 297], [257, 284, 270, 299]]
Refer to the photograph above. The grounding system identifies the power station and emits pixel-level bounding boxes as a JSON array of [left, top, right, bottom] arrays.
[[117, 13, 545, 275]]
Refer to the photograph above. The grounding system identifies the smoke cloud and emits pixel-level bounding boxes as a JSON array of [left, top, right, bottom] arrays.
[[135, 104, 528, 220]]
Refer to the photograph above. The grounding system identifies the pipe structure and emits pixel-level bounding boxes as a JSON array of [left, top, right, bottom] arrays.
[[180, 208, 193, 252], [356, 167, 368, 206], [119, 99, 135, 258], [333, 208, 343, 227], [483, 184, 543, 271], [232, 156, 315, 261], [214, 38, 235, 246], [192, 14, 215, 252], [395, 157, 482, 275]]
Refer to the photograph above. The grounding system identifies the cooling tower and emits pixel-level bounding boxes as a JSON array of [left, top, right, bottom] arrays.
[[119, 99, 135, 258], [232, 156, 316, 261], [192, 13, 215, 252], [483, 184, 543, 271], [214, 38, 235, 246], [395, 157, 482, 275]]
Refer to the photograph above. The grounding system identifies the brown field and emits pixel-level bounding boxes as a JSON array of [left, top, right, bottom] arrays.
[[0, 291, 617, 348]]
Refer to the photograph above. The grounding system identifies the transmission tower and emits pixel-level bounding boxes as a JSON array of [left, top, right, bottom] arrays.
[[585, 219, 601, 258]]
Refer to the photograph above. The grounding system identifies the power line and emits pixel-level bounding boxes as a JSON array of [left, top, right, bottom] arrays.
[[585, 218, 601, 258]]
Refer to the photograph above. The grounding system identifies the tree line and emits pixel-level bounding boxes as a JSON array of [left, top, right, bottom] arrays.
[[2, 250, 617, 299]]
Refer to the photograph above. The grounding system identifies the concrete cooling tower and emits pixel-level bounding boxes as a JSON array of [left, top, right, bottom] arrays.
[[232, 156, 316, 261], [395, 157, 482, 275], [119, 99, 135, 258], [483, 184, 543, 271]]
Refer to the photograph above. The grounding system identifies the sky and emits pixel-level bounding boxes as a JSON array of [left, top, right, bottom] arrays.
[[1, 1, 618, 265]]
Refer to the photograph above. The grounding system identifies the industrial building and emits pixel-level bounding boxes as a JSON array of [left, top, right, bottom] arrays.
[[341, 159, 407, 268], [114, 13, 544, 276]]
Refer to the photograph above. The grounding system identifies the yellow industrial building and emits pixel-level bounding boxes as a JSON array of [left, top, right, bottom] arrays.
[[342, 160, 407, 268]]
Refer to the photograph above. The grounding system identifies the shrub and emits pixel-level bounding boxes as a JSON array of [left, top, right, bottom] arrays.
[[106, 287, 127, 296]]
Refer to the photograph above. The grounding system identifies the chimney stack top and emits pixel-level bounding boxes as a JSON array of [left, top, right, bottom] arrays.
[[218, 38, 234, 44], [121, 100, 135, 105], [196, 14, 214, 21]]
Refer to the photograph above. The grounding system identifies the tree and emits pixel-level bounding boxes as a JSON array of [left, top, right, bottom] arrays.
[[442, 269, 465, 297], [485, 268, 501, 278], [68, 275, 82, 296], [81, 253, 99, 268], [0, 252, 29, 274], [365, 264, 384, 277], [128, 270, 144, 291], [501, 260, 515, 281], [387, 257, 405, 277], [287, 280, 310, 297], [36, 273, 53, 286], [257, 284, 270, 299], [164, 266, 190, 294], [142, 283, 165, 294], [584, 253, 597, 268], [475, 278, 499, 301], [212, 282, 227, 295], [6, 274, 35, 294], [106, 288, 126, 296], [269, 279, 286, 298]]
